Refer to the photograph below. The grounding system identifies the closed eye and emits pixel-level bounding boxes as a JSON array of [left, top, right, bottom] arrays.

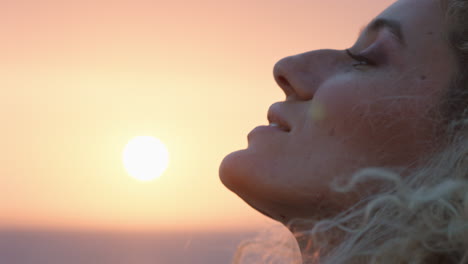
[[346, 49, 375, 67]]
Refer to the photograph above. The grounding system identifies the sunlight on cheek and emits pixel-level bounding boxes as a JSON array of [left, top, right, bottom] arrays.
[[309, 102, 326, 121]]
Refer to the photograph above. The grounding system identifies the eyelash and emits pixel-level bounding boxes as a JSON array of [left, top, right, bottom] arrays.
[[346, 49, 375, 67]]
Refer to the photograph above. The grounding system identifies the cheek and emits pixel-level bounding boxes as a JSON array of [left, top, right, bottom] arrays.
[[312, 79, 374, 137], [310, 77, 431, 164]]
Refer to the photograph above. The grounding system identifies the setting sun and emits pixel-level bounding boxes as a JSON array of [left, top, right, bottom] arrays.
[[122, 136, 170, 181]]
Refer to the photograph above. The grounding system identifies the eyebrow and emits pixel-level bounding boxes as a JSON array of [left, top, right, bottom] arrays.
[[359, 18, 405, 46]]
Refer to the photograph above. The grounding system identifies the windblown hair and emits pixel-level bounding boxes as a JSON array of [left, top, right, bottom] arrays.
[[232, 0, 468, 263]]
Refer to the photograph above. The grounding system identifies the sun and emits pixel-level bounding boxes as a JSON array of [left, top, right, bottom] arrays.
[[122, 136, 170, 181]]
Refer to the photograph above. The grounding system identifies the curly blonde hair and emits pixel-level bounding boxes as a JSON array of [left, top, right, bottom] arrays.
[[232, 0, 468, 263]]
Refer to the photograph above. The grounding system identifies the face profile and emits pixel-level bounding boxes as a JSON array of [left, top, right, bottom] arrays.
[[220, 0, 455, 231]]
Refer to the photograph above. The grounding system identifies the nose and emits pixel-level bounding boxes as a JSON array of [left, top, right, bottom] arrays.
[[273, 49, 339, 101]]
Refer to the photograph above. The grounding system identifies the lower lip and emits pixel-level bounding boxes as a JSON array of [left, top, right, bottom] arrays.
[[247, 125, 288, 140]]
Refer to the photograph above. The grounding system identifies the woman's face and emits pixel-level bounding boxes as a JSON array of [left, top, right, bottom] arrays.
[[219, 0, 456, 222]]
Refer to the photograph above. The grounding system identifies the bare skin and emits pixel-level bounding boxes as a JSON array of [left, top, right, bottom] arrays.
[[219, 0, 456, 261]]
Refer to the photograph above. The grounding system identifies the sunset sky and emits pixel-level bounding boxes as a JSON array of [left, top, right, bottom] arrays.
[[0, 0, 394, 232]]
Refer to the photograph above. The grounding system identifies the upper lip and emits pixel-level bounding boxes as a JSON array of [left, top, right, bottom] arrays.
[[267, 102, 291, 132]]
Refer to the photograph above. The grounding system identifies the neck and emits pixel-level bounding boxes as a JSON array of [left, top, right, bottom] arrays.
[[296, 234, 315, 264], [289, 223, 344, 264], [288, 223, 317, 264]]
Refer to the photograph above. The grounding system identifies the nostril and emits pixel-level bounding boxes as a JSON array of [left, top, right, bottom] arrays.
[[277, 76, 289, 87], [276, 75, 294, 96]]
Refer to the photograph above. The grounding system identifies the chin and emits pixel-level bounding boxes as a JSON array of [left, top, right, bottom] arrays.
[[219, 148, 250, 192], [219, 149, 280, 220], [219, 147, 273, 200]]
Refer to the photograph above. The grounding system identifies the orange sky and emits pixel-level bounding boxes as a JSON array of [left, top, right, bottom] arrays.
[[0, 0, 394, 232]]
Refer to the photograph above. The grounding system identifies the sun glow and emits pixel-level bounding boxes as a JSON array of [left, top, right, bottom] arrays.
[[122, 136, 170, 181]]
